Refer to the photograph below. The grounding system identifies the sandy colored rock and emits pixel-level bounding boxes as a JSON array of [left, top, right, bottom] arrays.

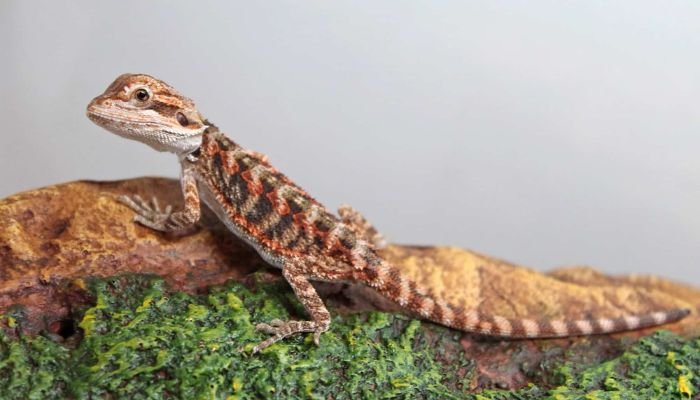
[[0, 177, 697, 339], [384, 247, 699, 337]]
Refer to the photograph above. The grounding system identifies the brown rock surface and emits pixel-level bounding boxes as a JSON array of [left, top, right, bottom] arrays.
[[388, 246, 699, 337], [1, 177, 698, 341]]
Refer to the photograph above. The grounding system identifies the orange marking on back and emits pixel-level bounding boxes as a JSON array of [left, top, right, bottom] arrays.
[[204, 139, 220, 156], [267, 191, 290, 215], [293, 212, 328, 242], [241, 170, 264, 195], [220, 151, 239, 174], [292, 212, 307, 226], [215, 190, 293, 257], [325, 236, 342, 251]]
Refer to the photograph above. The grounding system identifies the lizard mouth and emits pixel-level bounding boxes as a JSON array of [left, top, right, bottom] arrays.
[[86, 101, 118, 128], [85, 108, 109, 126], [86, 103, 204, 155], [86, 105, 155, 134], [87, 103, 204, 136], [85, 109, 120, 133], [86, 106, 152, 140]]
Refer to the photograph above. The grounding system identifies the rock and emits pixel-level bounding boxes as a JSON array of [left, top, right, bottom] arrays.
[[0, 178, 698, 398]]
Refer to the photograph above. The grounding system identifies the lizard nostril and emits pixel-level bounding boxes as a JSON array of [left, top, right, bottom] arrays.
[[91, 99, 109, 109]]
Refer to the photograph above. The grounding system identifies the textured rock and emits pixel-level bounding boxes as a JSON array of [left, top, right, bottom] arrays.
[[387, 246, 698, 335], [0, 179, 265, 336], [0, 178, 698, 395]]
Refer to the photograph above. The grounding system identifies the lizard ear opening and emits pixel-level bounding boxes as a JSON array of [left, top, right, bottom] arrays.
[[176, 112, 189, 127]]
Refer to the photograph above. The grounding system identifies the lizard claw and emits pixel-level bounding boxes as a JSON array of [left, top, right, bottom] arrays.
[[252, 319, 327, 354], [313, 330, 322, 346], [255, 319, 285, 334], [119, 194, 170, 216], [118, 194, 174, 231]]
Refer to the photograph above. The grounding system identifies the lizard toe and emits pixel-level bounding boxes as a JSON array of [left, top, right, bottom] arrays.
[[313, 330, 322, 346]]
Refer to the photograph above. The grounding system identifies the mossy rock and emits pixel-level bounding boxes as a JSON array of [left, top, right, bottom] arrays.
[[0, 274, 698, 399], [1, 178, 699, 398]]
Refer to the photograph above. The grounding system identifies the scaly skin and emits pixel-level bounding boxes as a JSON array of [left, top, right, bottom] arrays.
[[86, 73, 690, 353]]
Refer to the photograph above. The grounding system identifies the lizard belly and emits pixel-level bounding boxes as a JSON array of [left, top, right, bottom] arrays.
[[197, 180, 287, 269]]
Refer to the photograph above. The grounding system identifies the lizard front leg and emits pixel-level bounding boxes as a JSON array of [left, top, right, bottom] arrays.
[[120, 163, 201, 232], [253, 259, 331, 353]]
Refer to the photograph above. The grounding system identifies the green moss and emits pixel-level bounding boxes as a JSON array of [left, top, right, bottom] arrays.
[[0, 274, 698, 399], [474, 331, 700, 400], [0, 275, 466, 399]]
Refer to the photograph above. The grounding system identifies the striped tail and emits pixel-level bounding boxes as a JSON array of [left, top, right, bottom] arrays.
[[362, 261, 690, 338]]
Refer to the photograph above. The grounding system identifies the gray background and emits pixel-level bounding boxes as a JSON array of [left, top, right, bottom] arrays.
[[1, 1, 698, 283]]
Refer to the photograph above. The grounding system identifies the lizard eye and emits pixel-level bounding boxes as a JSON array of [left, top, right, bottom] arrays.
[[176, 112, 189, 126], [133, 88, 150, 102]]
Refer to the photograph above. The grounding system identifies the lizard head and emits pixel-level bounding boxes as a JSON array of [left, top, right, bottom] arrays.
[[87, 73, 207, 156]]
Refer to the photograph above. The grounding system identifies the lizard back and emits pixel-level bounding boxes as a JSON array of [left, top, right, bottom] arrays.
[[193, 127, 366, 271]]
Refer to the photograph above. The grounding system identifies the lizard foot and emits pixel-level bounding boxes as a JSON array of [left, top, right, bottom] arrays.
[[252, 319, 327, 353], [118, 194, 183, 231]]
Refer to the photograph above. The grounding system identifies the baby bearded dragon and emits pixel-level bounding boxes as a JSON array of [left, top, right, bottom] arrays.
[[86, 73, 690, 353]]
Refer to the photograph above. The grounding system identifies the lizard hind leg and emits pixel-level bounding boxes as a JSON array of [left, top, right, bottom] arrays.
[[252, 260, 331, 353], [337, 204, 388, 249]]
